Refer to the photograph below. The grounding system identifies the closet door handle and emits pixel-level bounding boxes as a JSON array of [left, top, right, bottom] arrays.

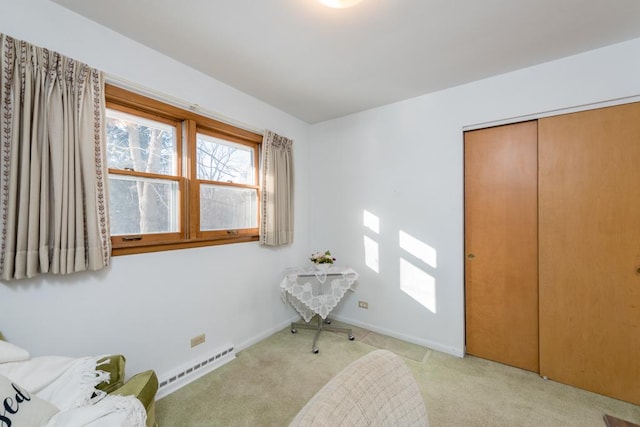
[[467, 253, 475, 260]]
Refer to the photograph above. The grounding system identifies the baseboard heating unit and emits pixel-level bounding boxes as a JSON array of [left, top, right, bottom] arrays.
[[156, 344, 235, 399]]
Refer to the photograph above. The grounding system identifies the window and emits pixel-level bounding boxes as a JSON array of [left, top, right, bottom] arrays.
[[105, 85, 261, 255]]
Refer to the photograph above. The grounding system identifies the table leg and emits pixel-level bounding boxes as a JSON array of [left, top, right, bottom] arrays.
[[290, 315, 355, 354]]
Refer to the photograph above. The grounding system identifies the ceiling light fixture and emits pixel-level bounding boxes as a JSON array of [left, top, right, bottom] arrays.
[[318, 0, 364, 8]]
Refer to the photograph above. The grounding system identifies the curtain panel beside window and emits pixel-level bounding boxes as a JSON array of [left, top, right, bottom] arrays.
[[0, 33, 111, 280], [260, 130, 293, 246]]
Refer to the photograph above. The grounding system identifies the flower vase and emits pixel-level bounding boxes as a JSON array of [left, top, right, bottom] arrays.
[[315, 263, 331, 272]]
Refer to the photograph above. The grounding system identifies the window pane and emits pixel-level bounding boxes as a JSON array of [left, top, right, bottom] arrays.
[[109, 175, 179, 235], [106, 109, 177, 175], [197, 134, 255, 184], [200, 184, 257, 231]]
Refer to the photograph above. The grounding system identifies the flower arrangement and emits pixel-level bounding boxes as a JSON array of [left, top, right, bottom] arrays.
[[309, 250, 336, 265]]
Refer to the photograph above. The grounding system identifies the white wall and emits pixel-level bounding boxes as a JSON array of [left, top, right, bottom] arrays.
[[0, 0, 310, 377], [309, 37, 640, 356], [2, 0, 640, 380]]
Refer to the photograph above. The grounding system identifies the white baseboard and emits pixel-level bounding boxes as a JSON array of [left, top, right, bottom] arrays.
[[235, 315, 300, 352], [156, 314, 462, 400], [329, 314, 465, 358], [156, 316, 299, 399]]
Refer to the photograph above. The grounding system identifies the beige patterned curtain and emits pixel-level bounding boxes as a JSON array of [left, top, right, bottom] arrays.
[[260, 130, 294, 246], [0, 34, 110, 280]]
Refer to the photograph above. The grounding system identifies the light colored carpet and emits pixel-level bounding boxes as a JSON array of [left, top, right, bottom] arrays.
[[156, 321, 640, 426], [359, 329, 430, 362]]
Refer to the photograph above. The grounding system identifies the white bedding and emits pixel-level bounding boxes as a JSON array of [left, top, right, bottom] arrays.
[[0, 344, 146, 427]]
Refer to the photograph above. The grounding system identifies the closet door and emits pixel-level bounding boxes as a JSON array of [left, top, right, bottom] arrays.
[[464, 121, 539, 372], [539, 102, 640, 405]]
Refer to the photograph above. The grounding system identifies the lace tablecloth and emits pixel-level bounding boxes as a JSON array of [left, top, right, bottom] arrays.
[[280, 266, 359, 322]]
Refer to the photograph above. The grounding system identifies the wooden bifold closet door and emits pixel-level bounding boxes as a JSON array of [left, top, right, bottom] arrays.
[[464, 121, 539, 373], [538, 103, 640, 405], [465, 102, 640, 405]]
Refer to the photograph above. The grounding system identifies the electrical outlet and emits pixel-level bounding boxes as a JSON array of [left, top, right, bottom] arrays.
[[358, 301, 369, 309], [190, 333, 206, 348]]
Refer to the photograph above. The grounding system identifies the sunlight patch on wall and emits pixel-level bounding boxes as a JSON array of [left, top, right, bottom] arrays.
[[363, 210, 380, 234], [364, 235, 379, 273], [399, 230, 437, 268], [363, 210, 380, 273], [399, 258, 436, 313]]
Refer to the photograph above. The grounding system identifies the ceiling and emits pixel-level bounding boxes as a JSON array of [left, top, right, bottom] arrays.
[[51, 0, 640, 123]]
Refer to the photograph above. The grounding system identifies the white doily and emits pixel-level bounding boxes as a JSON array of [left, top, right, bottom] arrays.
[[280, 266, 359, 322]]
